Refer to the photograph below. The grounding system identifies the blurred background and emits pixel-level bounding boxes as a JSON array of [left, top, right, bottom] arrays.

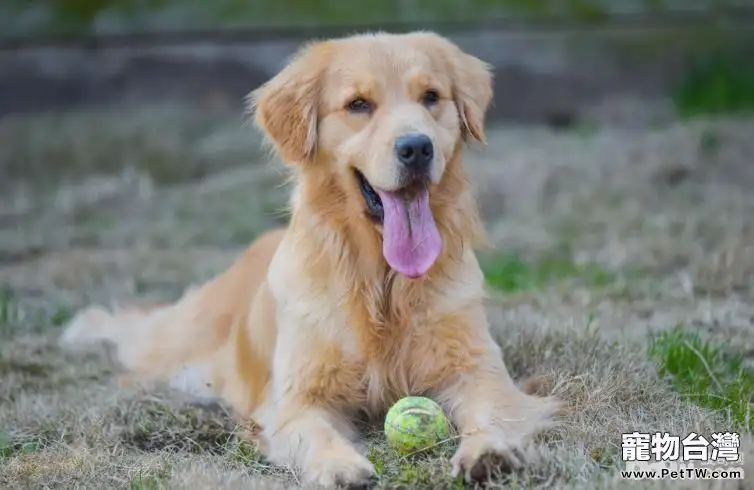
[[2, 2, 754, 488], [0, 2, 753, 309], [1, 0, 754, 314]]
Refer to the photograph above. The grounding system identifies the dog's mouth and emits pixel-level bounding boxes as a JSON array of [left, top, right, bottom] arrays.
[[354, 169, 442, 279], [356, 169, 384, 223]]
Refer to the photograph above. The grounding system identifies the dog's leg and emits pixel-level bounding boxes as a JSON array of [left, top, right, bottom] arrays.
[[252, 329, 375, 488], [258, 402, 374, 488], [432, 331, 560, 483]]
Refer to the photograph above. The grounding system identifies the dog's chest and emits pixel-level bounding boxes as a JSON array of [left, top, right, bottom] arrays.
[[338, 273, 479, 414], [362, 360, 418, 415], [356, 311, 441, 414]]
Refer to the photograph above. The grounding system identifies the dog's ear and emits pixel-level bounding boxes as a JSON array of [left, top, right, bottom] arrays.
[[450, 49, 493, 144], [249, 42, 332, 164], [412, 33, 493, 144]]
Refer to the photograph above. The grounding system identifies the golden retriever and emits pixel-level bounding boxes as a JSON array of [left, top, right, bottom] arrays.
[[60, 31, 559, 488]]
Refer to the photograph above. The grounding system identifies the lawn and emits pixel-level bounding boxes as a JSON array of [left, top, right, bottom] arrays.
[[1, 100, 754, 488]]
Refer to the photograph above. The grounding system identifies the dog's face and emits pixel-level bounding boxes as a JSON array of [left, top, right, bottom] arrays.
[[252, 32, 492, 278]]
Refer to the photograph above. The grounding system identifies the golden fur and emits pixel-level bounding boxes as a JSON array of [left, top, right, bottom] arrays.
[[61, 31, 560, 488]]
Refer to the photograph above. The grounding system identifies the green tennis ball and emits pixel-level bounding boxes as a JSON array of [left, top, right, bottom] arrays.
[[384, 396, 450, 456]]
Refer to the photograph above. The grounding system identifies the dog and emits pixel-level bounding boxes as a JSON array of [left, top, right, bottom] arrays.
[[60, 31, 560, 488]]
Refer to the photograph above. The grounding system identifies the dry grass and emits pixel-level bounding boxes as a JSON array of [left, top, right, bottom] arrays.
[[1, 103, 754, 489]]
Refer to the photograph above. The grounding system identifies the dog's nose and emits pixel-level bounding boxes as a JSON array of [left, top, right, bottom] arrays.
[[394, 134, 433, 174]]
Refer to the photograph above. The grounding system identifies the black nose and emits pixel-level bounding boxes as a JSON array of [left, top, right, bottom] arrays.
[[394, 134, 433, 174]]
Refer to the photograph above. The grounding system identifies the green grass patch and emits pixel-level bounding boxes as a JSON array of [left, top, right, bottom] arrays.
[[0, 421, 80, 459], [483, 253, 614, 293], [365, 437, 461, 489], [648, 325, 754, 430], [0, 286, 19, 337], [0, 286, 15, 321], [0, 430, 16, 458], [674, 52, 754, 118], [129, 474, 170, 490], [0, 430, 43, 459], [0, 287, 73, 338], [228, 439, 261, 465]]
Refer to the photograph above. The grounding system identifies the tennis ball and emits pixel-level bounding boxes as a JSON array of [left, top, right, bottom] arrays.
[[384, 396, 450, 456]]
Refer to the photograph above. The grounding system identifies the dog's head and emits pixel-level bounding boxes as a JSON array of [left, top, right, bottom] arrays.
[[251, 31, 492, 279]]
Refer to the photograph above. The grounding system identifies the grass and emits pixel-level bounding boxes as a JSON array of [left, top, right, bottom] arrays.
[[0, 287, 72, 338], [2, 107, 754, 488], [0, 287, 14, 336], [673, 52, 754, 118], [0, 105, 265, 187], [483, 253, 614, 294], [649, 325, 754, 431], [114, 401, 238, 455], [0, 430, 29, 459], [129, 474, 170, 490]]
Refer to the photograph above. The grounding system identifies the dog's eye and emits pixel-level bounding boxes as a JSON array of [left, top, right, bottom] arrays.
[[421, 89, 440, 106], [347, 98, 372, 114]]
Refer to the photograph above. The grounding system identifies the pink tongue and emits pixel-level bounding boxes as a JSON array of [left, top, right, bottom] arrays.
[[375, 187, 442, 278]]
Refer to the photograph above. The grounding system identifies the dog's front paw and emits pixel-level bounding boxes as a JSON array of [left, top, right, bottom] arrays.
[[305, 448, 376, 489], [451, 430, 527, 483]]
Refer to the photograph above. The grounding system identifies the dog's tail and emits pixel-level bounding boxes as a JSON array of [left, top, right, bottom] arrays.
[[59, 303, 160, 352], [59, 286, 230, 401], [59, 227, 284, 403]]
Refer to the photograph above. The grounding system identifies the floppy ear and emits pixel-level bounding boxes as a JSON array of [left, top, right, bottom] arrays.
[[248, 42, 332, 164], [450, 50, 493, 144]]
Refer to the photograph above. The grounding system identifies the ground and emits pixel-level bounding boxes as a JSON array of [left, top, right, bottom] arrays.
[[1, 102, 753, 489]]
